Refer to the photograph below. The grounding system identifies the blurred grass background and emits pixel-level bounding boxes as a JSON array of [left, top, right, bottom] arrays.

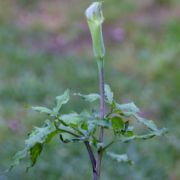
[[0, 0, 180, 179]]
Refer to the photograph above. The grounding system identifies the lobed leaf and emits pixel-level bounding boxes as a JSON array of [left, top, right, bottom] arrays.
[[10, 120, 58, 171]]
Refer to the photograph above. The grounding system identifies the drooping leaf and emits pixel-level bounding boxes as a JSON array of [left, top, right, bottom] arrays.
[[53, 89, 70, 115], [74, 93, 100, 102], [10, 120, 57, 171], [107, 152, 133, 165], [32, 106, 52, 115], [105, 84, 113, 104]]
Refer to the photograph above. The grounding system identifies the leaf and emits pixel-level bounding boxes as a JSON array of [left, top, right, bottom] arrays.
[[120, 128, 168, 142], [32, 106, 52, 115], [133, 114, 159, 132], [9, 149, 27, 171], [86, 121, 96, 135], [105, 84, 113, 104], [53, 89, 70, 115], [74, 93, 100, 102], [107, 152, 133, 165], [116, 102, 165, 135], [110, 116, 124, 130], [28, 143, 43, 171], [10, 120, 57, 171], [116, 102, 140, 114], [59, 134, 86, 143], [94, 119, 112, 128], [59, 112, 85, 125], [125, 131, 134, 137]]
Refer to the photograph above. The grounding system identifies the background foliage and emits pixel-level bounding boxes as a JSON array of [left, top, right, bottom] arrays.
[[0, 0, 179, 179]]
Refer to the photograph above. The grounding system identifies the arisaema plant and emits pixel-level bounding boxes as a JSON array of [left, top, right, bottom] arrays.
[[9, 2, 167, 180]]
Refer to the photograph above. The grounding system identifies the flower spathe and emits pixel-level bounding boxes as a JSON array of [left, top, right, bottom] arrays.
[[85, 2, 105, 60]]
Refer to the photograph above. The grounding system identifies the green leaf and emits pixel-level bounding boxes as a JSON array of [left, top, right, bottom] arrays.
[[10, 120, 57, 171], [105, 84, 113, 104], [59, 134, 86, 143], [125, 131, 134, 137], [107, 152, 133, 165], [53, 89, 70, 115], [28, 143, 43, 171], [86, 121, 96, 135], [94, 119, 112, 128], [133, 114, 159, 132], [120, 128, 168, 142], [116, 102, 140, 114], [9, 149, 27, 171], [115, 102, 165, 135], [59, 112, 85, 125], [110, 116, 124, 130], [74, 93, 100, 102], [32, 106, 52, 115]]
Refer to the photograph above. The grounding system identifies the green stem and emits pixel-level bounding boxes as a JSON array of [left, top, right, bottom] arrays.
[[96, 58, 106, 179]]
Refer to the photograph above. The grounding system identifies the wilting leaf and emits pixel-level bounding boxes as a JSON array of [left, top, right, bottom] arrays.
[[107, 152, 133, 165], [53, 89, 70, 115], [74, 93, 100, 102], [10, 120, 57, 171], [105, 84, 113, 104]]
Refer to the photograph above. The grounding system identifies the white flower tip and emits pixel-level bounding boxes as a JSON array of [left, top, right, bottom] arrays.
[[85, 1, 104, 23]]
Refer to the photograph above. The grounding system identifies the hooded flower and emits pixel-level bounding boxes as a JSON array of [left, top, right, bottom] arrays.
[[85, 2, 105, 59]]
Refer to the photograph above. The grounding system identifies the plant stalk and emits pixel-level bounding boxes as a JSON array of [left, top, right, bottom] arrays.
[[95, 58, 106, 180], [84, 141, 97, 179]]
